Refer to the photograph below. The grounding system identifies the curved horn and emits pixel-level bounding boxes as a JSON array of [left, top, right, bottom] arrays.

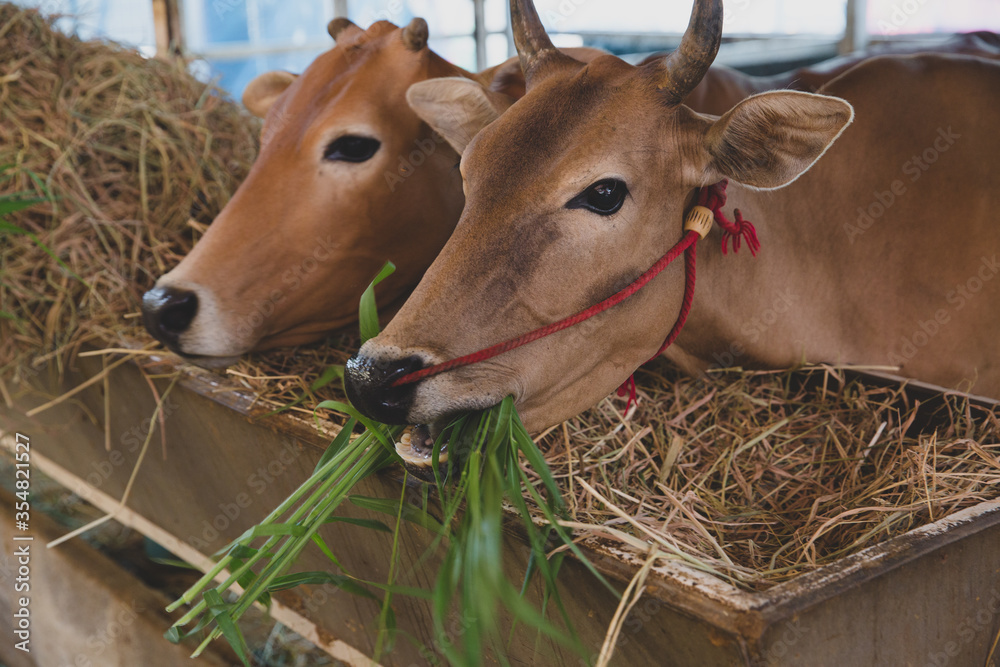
[[327, 17, 358, 41], [402, 17, 429, 51], [657, 0, 723, 102], [510, 0, 576, 83]]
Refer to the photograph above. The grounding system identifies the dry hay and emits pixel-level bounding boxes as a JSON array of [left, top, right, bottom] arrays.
[[2, 4, 998, 593], [0, 3, 259, 382], [534, 361, 1000, 589]]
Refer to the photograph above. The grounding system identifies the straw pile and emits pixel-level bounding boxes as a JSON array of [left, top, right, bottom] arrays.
[[0, 3, 259, 384], [535, 361, 1000, 589], [2, 4, 998, 593]]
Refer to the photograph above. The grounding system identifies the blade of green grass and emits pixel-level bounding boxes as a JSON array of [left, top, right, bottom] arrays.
[[313, 416, 357, 473], [359, 261, 396, 344], [349, 495, 445, 533], [0, 197, 45, 217], [324, 516, 392, 533], [314, 400, 395, 452], [267, 572, 378, 600], [197, 590, 251, 664], [374, 475, 408, 660]]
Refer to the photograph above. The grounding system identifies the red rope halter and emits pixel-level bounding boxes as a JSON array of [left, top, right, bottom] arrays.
[[391, 180, 757, 409]]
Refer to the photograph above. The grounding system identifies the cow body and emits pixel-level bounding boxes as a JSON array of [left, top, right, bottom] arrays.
[[683, 31, 1000, 115], [673, 54, 1000, 397]]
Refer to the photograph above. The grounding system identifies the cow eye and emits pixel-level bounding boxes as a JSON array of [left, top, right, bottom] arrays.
[[324, 135, 381, 163], [567, 179, 628, 215]]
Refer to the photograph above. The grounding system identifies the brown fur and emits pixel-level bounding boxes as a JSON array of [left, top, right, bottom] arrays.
[[158, 21, 468, 355], [682, 31, 1000, 115]]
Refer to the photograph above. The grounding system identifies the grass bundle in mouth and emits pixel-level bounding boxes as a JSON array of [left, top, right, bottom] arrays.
[[167, 265, 611, 665], [166, 398, 609, 665]]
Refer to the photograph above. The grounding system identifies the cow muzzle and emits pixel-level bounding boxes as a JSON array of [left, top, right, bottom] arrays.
[[344, 352, 425, 424]]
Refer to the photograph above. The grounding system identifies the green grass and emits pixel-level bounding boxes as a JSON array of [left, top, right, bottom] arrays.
[[165, 417, 402, 659], [165, 397, 616, 664], [413, 396, 616, 665], [165, 263, 615, 665]]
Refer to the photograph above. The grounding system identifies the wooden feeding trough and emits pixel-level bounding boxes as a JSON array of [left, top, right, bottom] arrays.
[[4, 354, 999, 666]]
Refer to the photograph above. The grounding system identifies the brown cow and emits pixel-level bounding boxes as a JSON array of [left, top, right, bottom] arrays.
[[345, 0, 1000, 440], [141, 18, 467, 365], [140, 18, 602, 366]]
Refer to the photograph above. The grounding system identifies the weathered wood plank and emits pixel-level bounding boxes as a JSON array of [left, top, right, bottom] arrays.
[[0, 487, 236, 667]]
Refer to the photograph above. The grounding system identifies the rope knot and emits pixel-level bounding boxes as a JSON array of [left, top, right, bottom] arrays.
[[697, 179, 760, 257]]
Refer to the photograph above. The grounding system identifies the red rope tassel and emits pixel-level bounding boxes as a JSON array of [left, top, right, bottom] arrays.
[[616, 374, 637, 415], [718, 208, 759, 256], [700, 179, 760, 257]]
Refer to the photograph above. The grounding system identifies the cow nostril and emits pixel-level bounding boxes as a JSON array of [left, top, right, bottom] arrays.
[[382, 356, 424, 386], [345, 354, 424, 424], [160, 292, 198, 334], [142, 287, 199, 348]]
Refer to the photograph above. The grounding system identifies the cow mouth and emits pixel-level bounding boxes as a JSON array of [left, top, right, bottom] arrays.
[[148, 336, 243, 369], [396, 423, 448, 482], [394, 395, 509, 482], [175, 352, 242, 370]]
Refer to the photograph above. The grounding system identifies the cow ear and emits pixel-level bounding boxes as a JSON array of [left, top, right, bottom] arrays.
[[486, 48, 606, 101], [702, 90, 854, 189], [406, 78, 516, 154], [243, 71, 298, 118], [486, 58, 527, 100]]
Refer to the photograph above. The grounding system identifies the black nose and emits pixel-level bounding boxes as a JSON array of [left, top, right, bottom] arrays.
[[141, 287, 199, 349], [344, 353, 424, 424]]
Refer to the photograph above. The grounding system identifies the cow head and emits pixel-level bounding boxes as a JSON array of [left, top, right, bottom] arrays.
[[141, 18, 515, 366], [345, 0, 853, 433]]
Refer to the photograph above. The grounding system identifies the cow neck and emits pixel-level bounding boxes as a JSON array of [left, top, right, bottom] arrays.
[[391, 180, 759, 404]]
